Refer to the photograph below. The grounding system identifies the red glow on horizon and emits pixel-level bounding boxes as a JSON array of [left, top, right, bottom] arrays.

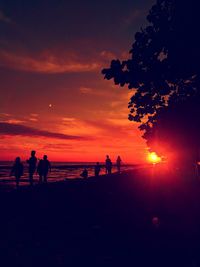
[[147, 152, 161, 164]]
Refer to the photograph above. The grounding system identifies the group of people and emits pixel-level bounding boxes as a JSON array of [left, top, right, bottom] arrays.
[[10, 152, 122, 188], [10, 151, 51, 188], [80, 155, 122, 179]]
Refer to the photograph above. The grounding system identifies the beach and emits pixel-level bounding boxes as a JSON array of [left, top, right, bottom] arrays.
[[0, 167, 200, 266], [0, 162, 140, 192]]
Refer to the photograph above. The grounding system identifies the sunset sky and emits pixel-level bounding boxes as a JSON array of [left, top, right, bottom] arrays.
[[0, 0, 154, 163]]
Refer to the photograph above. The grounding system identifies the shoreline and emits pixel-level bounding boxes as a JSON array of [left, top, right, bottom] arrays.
[[0, 165, 148, 193], [0, 162, 141, 169]]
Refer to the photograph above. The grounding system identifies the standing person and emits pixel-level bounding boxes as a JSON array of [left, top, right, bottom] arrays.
[[27, 150, 37, 186], [105, 155, 112, 174], [94, 162, 101, 177], [196, 161, 200, 178], [116, 156, 122, 172], [10, 157, 24, 188], [37, 155, 51, 183]]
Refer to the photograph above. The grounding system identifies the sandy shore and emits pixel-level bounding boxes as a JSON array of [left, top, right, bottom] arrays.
[[0, 168, 200, 266]]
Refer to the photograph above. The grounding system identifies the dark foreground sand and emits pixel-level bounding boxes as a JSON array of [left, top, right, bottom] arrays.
[[0, 167, 200, 267]]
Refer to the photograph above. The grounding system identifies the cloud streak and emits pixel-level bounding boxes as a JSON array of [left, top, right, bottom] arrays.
[[0, 122, 86, 140], [0, 50, 100, 73], [0, 10, 12, 24]]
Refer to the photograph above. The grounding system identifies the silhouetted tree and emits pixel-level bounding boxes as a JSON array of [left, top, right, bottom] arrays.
[[146, 96, 200, 166], [102, 0, 200, 164]]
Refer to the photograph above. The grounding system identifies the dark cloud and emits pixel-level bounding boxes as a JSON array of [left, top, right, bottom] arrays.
[[0, 10, 12, 24], [0, 0, 154, 54], [0, 122, 85, 140]]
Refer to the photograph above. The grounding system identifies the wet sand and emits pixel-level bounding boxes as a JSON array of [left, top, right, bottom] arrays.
[[0, 167, 200, 267]]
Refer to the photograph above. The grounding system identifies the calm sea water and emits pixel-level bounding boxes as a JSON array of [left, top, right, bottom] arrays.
[[0, 161, 138, 188]]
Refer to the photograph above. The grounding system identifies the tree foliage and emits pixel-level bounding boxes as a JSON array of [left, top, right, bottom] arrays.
[[102, 0, 200, 160]]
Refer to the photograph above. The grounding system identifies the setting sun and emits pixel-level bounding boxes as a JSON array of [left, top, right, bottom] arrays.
[[147, 152, 161, 164]]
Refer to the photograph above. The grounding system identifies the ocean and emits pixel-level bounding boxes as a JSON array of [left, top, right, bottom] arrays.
[[0, 161, 138, 189]]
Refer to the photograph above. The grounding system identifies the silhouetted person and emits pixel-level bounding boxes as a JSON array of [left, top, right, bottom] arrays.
[[95, 162, 101, 177], [80, 168, 88, 179], [116, 156, 122, 172], [27, 150, 37, 186], [105, 155, 112, 174], [10, 157, 24, 188], [196, 161, 200, 178], [37, 155, 51, 183]]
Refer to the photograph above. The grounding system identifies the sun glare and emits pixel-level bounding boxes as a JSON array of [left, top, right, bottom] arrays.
[[147, 152, 161, 164]]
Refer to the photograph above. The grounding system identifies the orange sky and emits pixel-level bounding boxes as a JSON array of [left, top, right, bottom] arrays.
[[0, 0, 154, 163], [0, 80, 148, 163]]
